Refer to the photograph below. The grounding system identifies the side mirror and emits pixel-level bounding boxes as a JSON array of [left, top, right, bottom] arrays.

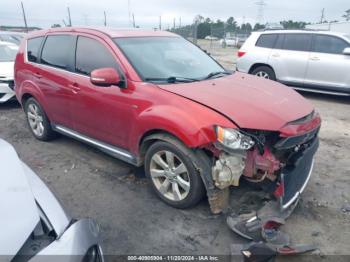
[[343, 47, 350, 55], [90, 67, 124, 87]]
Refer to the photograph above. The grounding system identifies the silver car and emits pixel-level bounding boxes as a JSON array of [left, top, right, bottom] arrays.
[[236, 30, 350, 96], [0, 139, 103, 261], [0, 41, 18, 102]]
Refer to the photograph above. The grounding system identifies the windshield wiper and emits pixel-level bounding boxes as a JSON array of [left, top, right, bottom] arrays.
[[203, 71, 232, 80], [145, 76, 199, 83]]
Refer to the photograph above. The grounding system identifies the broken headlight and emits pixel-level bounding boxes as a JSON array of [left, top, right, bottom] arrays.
[[216, 126, 255, 150]]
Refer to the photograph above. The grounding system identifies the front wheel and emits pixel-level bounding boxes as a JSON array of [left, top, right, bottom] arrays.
[[251, 66, 276, 81], [144, 140, 205, 209]]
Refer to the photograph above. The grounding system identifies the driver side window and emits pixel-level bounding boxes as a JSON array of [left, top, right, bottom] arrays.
[[75, 36, 119, 76]]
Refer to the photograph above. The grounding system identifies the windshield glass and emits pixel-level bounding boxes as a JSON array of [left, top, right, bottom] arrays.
[[114, 36, 226, 81], [0, 44, 18, 62]]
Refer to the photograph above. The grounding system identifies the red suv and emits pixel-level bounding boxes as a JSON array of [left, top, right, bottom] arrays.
[[15, 27, 321, 213]]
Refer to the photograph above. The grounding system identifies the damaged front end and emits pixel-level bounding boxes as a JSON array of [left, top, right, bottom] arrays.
[[208, 111, 321, 214]]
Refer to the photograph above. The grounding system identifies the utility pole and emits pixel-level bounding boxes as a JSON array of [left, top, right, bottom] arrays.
[[67, 7, 72, 26], [320, 8, 325, 23], [255, 0, 266, 25], [173, 17, 176, 29], [62, 19, 67, 26], [132, 13, 135, 28], [20, 1, 28, 32], [159, 16, 162, 30], [128, 0, 131, 26], [179, 17, 182, 28], [104, 11, 107, 26]]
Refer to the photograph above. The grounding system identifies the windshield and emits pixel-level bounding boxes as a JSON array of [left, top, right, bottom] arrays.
[[114, 36, 226, 82], [0, 44, 18, 62]]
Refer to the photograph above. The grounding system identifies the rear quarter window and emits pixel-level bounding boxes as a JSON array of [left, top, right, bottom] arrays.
[[255, 34, 278, 48], [27, 37, 44, 63]]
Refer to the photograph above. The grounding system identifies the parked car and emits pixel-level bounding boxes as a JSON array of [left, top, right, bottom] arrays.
[[0, 139, 103, 260], [204, 35, 219, 40], [0, 31, 25, 45], [236, 30, 350, 96], [220, 37, 237, 47], [15, 27, 321, 214], [0, 41, 17, 103]]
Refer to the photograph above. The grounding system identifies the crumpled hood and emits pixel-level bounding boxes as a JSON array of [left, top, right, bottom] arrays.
[[159, 72, 314, 131], [0, 140, 39, 258], [0, 62, 14, 79]]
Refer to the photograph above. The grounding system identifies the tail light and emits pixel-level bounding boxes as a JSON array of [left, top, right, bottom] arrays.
[[237, 50, 246, 58]]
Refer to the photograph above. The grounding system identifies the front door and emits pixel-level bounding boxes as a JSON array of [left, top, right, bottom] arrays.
[[304, 34, 350, 92], [69, 35, 134, 150]]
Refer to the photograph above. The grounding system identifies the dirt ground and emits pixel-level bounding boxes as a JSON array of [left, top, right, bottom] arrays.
[[1, 40, 349, 261]]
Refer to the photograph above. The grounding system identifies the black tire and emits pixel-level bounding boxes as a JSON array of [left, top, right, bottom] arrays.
[[144, 139, 206, 209], [24, 97, 56, 141], [251, 66, 276, 81]]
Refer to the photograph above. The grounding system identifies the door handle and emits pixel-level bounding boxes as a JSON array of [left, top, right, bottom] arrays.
[[69, 83, 81, 94], [310, 56, 320, 61], [272, 53, 280, 58], [33, 72, 42, 79]]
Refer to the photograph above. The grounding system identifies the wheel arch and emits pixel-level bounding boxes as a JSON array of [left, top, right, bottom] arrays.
[[248, 63, 275, 74], [138, 129, 192, 164]]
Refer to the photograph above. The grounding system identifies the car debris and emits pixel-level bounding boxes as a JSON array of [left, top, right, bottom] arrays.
[[227, 195, 317, 261]]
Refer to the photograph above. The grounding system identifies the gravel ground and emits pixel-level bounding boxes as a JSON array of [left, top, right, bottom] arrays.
[[1, 41, 349, 261]]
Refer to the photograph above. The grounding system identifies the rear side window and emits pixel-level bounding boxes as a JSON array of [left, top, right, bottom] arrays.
[[27, 37, 44, 62], [255, 34, 277, 48], [282, 34, 312, 52], [75, 36, 119, 76], [313, 35, 349, 54], [41, 35, 75, 70]]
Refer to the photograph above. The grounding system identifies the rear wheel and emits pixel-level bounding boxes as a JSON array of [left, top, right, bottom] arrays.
[[251, 66, 276, 81], [145, 139, 205, 209], [24, 97, 56, 141]]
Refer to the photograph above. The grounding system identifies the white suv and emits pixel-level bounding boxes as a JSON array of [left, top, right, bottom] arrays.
[[237, 30, 350, 96]]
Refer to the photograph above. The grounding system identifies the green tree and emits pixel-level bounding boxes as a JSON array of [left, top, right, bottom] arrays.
[[280, 20, 306, 29], [253, 23, 265, 31], [343, 9, 350, 21], [226, 17, 238, 32]]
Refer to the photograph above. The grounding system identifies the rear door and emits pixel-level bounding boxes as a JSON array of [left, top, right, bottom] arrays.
[[36, 34, 76, 127], [268, 33, 312, 85], [304, 34, 350, 92]]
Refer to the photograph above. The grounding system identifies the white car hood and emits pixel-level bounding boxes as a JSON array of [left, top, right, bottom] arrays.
[[0, 140, 40, 257], [0, 62, 14, 79]]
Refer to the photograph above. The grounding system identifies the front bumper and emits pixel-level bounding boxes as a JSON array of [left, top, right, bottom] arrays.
[[0, 82, 16, 103], [280, 137, 318, 209]]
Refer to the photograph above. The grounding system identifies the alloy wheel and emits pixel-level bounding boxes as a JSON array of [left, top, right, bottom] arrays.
[[27, 103, 45, 137], [255, 71, 270, 79], [150, 150, 191, 201]]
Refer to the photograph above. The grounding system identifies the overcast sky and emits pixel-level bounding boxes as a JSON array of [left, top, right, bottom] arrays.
[[1, 0, 349, 29]]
